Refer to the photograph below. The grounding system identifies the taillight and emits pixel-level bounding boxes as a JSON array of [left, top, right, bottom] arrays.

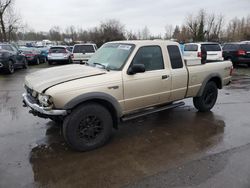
[[26, 54, 35, 57], [198, 52, 202, 57], [237, 49, 246, 56], [48, 50, 52, 54]]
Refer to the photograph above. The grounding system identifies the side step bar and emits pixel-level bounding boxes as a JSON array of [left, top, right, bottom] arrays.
[[121, 101, 185, 122]]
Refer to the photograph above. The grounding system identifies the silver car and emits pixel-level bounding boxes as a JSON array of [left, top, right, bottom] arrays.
[[48, 46, 72, 65]]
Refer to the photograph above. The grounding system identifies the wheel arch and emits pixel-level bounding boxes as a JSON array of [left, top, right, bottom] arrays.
[[63, 92, 122, 129], [197, 74, 222, 97]]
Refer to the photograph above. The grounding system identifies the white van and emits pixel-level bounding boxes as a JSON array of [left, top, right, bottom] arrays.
[[183, 42, 223, 61], [72, 44, 97, 63]]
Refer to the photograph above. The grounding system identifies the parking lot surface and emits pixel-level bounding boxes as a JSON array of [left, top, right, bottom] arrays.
[[0, 65, 250, 188]]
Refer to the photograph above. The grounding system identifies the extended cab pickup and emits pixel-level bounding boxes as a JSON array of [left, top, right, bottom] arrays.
[[22, 40, 233, 151]]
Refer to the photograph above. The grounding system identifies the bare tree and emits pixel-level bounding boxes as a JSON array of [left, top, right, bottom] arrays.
[[141, 26, 150, 40], [65, 25, 77, 42], [185, 13, 199, 42], [164, 24, 173, 39], [0, 0, 21, 41], [172, 25, 180, 40], [125, 30, 137, 40], [49, 26, 62, 41], [0, 0, 12, 41], [206, 14, 224, 41]]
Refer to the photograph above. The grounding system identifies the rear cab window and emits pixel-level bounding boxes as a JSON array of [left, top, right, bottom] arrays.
[[73, 45, 95, 53], [184, 44, 198, 51], [167, 45, 183, 69]]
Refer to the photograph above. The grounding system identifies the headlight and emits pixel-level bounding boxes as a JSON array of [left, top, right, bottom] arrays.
[[38, 94, 53, 107]]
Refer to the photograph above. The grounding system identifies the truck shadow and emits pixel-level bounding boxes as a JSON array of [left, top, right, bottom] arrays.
[[29, 107, 225, 188]]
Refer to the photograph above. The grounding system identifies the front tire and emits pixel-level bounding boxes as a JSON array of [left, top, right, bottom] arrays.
[[63, 103, 113, 151], [193, 81, 218, 112]]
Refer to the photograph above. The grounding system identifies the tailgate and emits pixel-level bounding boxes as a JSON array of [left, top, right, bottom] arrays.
[[207, 51, 223, 60]]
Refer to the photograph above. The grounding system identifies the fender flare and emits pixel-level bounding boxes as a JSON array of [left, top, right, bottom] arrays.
[[197, 73, 222, 97], [63, 92, 122, 118]]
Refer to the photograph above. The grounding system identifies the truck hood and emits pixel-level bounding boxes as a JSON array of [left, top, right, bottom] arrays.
[[25, 64, 106, 93]]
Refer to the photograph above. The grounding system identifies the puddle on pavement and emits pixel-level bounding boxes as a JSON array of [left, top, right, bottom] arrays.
[[29, 108, 225, 188]]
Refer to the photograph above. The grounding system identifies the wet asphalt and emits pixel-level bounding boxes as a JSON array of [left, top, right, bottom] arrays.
[[0, 64, 250, 188]]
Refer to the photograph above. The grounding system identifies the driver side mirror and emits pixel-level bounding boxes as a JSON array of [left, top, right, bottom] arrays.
[[127, 64, 145, 75]]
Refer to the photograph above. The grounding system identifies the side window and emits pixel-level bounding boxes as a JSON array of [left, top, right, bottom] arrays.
[[3, 45, 13, 51], [167, 45, 183, 69], [131, 46, 164, 71], [223, 44, 229, 50], [11, 46, 18, 52]]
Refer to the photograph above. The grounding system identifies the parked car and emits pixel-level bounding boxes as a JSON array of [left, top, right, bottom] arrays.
[[22, 40, 233, 151], [0, 43, 27, 74], [66, 46, 73, 52], [47, 46, 72, 65], [36, 46, 50, 62], [20, 47, 46, 65], [183, 42, 223, 62], [222, 42, 250, 67], [72, 43, 97, 63]]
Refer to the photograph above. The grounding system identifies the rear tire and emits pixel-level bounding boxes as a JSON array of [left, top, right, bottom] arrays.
[[6, 60, 14, 74], [63, 103, 113, 151], [193, 81, 218, 112], [36, 57, 40, 65], [23, 59, 28, 69], [68, 57, 72, 64]]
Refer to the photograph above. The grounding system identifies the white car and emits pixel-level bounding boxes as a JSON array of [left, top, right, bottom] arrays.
[[183, 42, 223, 62], [48, 46, 72, 65], [72, 44, 97, 63]]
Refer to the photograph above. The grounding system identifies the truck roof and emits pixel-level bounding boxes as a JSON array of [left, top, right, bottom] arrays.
[[185, 42, 220, 45], [108, 40, 179, 46]]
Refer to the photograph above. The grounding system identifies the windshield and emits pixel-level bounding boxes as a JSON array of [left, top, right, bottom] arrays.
[[88, 43, 135, 70]]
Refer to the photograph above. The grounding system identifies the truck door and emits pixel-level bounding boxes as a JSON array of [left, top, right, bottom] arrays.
[[166, 45, 188, 101], [123, 45, 171, 113]]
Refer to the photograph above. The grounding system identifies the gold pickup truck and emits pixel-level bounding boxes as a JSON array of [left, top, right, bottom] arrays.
[[23, 40, 233, 151]]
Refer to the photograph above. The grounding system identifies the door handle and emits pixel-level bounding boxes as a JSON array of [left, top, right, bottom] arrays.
[[162, 75, 169, 79]]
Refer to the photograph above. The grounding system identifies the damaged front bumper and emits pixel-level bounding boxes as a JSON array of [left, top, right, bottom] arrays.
[[22, 93, 67, 117]]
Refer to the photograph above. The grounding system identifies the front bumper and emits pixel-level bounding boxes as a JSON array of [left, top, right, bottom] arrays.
[[22, 93, 67, 116]]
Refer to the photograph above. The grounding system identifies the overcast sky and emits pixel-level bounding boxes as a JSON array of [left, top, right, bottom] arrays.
[[15, 0, 250, 35]]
